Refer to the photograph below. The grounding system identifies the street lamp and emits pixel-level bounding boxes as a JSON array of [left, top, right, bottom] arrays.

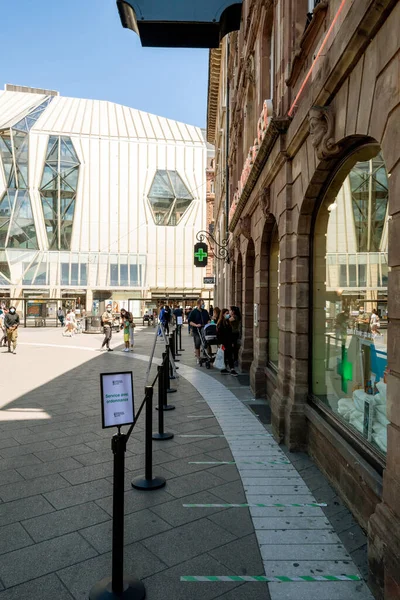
[[117, 0, 243, 48]]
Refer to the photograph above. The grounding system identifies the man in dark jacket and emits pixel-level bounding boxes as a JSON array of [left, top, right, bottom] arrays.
[[189, 298, 210, 364], [5, 307, 20, 354]]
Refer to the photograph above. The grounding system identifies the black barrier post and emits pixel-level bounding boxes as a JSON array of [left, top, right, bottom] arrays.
[[153, 364, 174, 440], [159, 352, 175, 410], [132, 386, 166, 490], [89, 431, 145, 600], [170, 332, 180, 362], [178, 324, 185, 351], [174, 327, 181, 357], [166, 343, 177, 392]]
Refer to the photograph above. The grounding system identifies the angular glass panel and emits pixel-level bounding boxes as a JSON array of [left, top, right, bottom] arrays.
[[22, 261, 38, 284], [12, 118, 29, 132], [41, 198, 55, 219], [7, 170, 17, 189], [40, 164, 58, 188], [62, 167, 79, 190], [47, 139, 59, 162], [0, 221, 9, 248], [110, 264, 119, 286], [120, 264, 128, 286], [0, 135, 13, 155], [168, 171, 193, 199], [130, 264, 138, 286], [0, 192, 11, 218], [61, 137, 79, 163], [16, 165, 28, 189], [71, 263, 79, 285], [149, 170, 174, 199], [61, 263, 69, 285], [80, 263, 87, 285], [7, 192, 38, 249], [41, 174, 58, 191], [60, 223, 73, 250], [34, 261, 47, 285]]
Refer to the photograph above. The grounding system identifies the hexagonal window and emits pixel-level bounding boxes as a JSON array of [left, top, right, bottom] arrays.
[[148, 170, 194, 226]]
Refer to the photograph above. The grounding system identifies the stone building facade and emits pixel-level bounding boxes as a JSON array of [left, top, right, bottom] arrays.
[[207, 0, 400, 597]]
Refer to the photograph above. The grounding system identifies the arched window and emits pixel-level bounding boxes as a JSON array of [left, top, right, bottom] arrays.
[[312, 147, 389, 457]]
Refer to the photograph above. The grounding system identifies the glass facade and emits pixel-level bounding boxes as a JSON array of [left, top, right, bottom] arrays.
[[39, 136, 80, 250], [313, 151, 389, 456], [0, 98, 53, 251], [148, 170, 194, 226]]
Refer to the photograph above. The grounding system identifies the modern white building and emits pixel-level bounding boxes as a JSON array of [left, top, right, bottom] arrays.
[[0, 84, 211, 317]]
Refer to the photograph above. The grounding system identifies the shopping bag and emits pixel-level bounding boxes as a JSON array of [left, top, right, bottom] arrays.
[[214, 347, 225, 370]]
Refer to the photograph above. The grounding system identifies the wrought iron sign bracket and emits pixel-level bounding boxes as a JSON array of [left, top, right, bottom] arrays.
[[196, 230, 230, 264]]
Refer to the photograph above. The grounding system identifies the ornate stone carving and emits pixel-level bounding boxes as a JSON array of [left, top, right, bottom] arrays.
[[229, 247, 235, 262], [244, 54, 255, 85], [234, 234, 241, 251], [258, 187, 271, 218], [308, 106, 340, 160], [238, 215, 251, 240]]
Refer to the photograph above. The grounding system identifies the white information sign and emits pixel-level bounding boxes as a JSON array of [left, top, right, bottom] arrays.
[[177, 316, 183, 325], [100, 371, 134, 429]]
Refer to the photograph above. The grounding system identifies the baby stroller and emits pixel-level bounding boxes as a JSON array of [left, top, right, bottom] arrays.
[[198, 323, 218, 369]]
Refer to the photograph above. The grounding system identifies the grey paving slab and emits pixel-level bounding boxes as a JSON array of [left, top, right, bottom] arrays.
[[80, 508, 172, 553], [0, 532, 97, 587], [21, 502, 111, 542], [260, 544, 351, 561], [0, 439, 19, 451], [15, 457, 83, 480], [209, 534, 265, 575], [206, 465, 241, 482], [0, 441, 55, 459], [0, 573, 73, 600], [44, 479, 113, 509], [96, 487, 176, 516], [253, 517, 331, 530], [0, 470, 24, 486], [161, 443, 205, 459], [142, 552, 243, 600], [58, 541, 167, 600], [0, 455, 42, 472], [0, 495, 55, 527], [149, 491, 225, 527], [142, 517, 237, 567], [32, 443, 94, 462], [0, 522, 33, 555], [163, 470, 226, 498], [210, 481, 247, 503], [51, 432, 102, 448], [207, 507, 255, 538], [60, 461, 115, 485], [217, 582, 271, 600], [0, 474, 70, 502], [261, 559, 361, 577], [267, 581, 371, 600]]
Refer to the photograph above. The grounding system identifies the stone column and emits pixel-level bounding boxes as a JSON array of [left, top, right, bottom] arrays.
[[250, 228, 268, 397], [240, 238, 255, 372]]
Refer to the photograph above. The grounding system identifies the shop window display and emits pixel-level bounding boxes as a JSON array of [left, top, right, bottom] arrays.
[[313, 150, 389, 455]]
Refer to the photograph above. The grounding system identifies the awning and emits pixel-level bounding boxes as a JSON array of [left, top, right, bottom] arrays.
[[117, 0, 242, 48]]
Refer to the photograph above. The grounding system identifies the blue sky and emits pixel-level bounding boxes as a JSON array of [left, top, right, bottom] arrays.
[[1, 0, 209, 127]]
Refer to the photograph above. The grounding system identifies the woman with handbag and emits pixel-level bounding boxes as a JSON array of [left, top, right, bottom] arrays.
[[216, 309, 238, 376]]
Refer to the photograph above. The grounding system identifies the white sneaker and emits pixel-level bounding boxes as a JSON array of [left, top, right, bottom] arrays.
[[124, 348, 130, 352]]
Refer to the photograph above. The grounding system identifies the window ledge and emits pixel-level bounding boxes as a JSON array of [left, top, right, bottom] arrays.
[[286, 0, 329, 88]]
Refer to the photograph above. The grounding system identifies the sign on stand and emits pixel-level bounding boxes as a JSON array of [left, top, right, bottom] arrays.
[[203, 276, 215, 284], [177, 316, 183, 325], [100, 371, 135, 429]]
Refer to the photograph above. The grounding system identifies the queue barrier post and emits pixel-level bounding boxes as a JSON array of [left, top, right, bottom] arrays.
[[174, 326, 181, 357], [132, 386, 166, 490], [153, 363, 174, 439], [178, 324, 184, 352], [159, 351, 176, 410], [89, 432, 145, 600], [165, 343, 177, 393]]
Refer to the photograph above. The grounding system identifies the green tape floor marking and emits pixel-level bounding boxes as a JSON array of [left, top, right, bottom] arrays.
[[181, 575, 361, 583], [183, 502, 328, 508], [188, 460, 291, 465]]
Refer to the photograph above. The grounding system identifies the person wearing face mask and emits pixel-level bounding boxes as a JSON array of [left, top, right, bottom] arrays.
[[101, 304, 114, 351], [216, 309, 238, 376], [5, 306, 20, 355], [188, 298, 210, 364]]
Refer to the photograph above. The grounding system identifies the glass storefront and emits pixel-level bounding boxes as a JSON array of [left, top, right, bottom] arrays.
[[313, 149, 389, 456]]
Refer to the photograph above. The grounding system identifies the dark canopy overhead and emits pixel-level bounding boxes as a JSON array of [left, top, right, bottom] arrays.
[[117, 0, 242, 48]]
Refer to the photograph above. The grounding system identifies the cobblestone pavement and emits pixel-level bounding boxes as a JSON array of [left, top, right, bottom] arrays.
[[0, 325, 374, 599]]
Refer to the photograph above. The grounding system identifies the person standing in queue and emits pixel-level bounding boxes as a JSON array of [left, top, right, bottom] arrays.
[[189, 298, 210, 364], [5, 306, 20, 355], [101, 304, 114, 352]]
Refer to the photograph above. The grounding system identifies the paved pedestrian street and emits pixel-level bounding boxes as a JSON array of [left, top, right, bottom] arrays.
[[0, 326, 374, 599]]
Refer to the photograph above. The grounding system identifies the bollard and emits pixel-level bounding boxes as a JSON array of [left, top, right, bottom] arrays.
[[153, 364, 174, 440], [170, 332, 180, 363], [89, 432, 145, 599], [159, 352, 176, 410], [132, 386, 166, 490], [165, 343, 177, 393], [178, 324, 185, 351], [175, 327, 181, 357]]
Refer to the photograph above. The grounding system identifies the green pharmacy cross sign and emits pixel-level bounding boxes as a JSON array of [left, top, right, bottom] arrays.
[[194, 243, 208, 267]]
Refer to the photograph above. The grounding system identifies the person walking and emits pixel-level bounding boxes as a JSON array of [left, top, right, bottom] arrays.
[[101, 304, 114, 351], [120, 309, 134, 352], [217, 309, 238, 376], [57, 307, 65, 327], [189, 298, 210, 364], [0, 308, 8, 347], [5, 306, 20, 354], [229, 306, 242, 366]]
